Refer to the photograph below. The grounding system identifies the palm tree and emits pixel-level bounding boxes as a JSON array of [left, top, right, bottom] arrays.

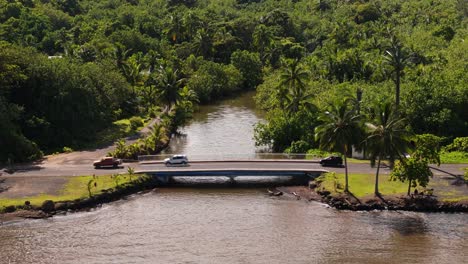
[[365, 102, 411, 195], [155, 66, 185, 110], [315, 98, 363, 192], [193, 28, 213, 58], [284, 86, 315, 114], [253, 24, 274, 64], [277, 59, 309, 111], [383, 35, 410, 107]]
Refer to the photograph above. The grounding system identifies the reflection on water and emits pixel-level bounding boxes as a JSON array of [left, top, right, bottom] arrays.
[[163, 91, 267, 159]]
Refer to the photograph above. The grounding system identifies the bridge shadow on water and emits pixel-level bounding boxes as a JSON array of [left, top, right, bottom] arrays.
[[156, 175, 312, 188]]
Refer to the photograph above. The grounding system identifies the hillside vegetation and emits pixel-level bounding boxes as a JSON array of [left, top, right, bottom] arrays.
[[0, 0, 467, 162]]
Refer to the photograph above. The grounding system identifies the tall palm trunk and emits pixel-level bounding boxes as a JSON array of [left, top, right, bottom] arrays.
[[407, 179, 412, 196], [395, 72, 400, 106], [375, 155, 381, 195], [344, 154, 349, 192]]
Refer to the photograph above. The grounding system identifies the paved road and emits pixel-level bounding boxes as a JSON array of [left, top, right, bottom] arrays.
[[1, 160, 466, 178], [0, 160, 466, 199]]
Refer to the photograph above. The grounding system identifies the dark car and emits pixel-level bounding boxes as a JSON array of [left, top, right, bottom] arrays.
[[319, 156, 343, 167], [93, 157, 122, 169]]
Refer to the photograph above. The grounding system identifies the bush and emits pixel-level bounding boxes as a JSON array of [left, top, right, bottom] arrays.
[[444, 137, 468, 152], [306, 149, 338, 158], [62, 146, 73, 153], [285, 140, 310, 154], [129, 116, 144, 131]]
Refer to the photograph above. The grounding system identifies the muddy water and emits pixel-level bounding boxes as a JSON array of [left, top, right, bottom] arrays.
[[163, 91, 266, 159], [1, 191, 466, 264], [0, 92, 467, 263]]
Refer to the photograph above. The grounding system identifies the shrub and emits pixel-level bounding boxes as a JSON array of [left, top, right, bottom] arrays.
[[62, 146, 73, 153], [444, 137, 468, 152], [129, 116, 144, 130], [285, 140, 310, 154]]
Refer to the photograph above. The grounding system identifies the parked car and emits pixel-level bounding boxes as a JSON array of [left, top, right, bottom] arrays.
[[93, 157, 122, 169], [319, 156, 343, 167], [164, 155, 189, 166]]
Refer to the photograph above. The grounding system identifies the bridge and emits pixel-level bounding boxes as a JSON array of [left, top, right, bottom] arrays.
[[135, 159, 329, 184]]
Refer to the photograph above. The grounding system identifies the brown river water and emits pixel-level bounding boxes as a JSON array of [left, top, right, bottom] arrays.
[[0, 92, 467, 263]]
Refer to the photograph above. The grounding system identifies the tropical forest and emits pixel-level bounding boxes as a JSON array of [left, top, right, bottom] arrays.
[[1, 0, 467, 169]]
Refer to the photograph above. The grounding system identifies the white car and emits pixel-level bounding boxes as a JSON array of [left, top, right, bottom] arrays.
[[164, 155, 189, 166]]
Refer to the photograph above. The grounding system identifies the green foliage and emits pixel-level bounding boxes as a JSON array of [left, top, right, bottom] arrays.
[[444, 137, 468, 152], [412, 134, 442, 165], [187, 60, 242, 103], [365, 102, 412, 194], [390, 134, 442, 195], [231, 50, 263, 90], [112, 174, 122, 188], [391, 158, 433, 195], [109, 116, 172, 160], [440, 151, 468, 164], [87, 178, 96, 197], [254, 109, 317, 152], [1, 0, 467, 163], [285, 140, 310, 154], [315, 96, 363, 192], [62, 146, 73, 153], [127, 166, 135, 182], [306, 149, 337, 158], [129, 116, 144, 131]]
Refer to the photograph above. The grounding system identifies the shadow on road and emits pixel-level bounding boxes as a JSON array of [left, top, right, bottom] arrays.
[[429, 166, 462, 177], [3, 165, 43, 174], [93, 165, 126, 170]]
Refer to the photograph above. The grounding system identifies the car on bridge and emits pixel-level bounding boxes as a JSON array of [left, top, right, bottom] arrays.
[[93, 157, 122, 169], [319, 156, 343, 167], [164, 155, 189, 166]]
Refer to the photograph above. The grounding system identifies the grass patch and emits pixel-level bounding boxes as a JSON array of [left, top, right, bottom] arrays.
[[91, 117, 148, 148], [0, 174, 146, 209], [442, 196, 468, 203], [317, 172, 408, 198], [440, 151, 468, 164], [346, 158, 371, 164]]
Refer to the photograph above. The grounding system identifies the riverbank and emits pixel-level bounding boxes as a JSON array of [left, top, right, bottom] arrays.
[[278, 172, 468, 213], [0, 174, 160, 222]]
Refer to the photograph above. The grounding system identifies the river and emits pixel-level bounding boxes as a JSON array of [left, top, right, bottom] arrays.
[[0, 92, 466, 264]]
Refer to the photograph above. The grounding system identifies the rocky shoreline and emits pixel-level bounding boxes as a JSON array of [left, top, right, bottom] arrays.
[[2, 182, 467, 223], [280, 186, 468, 213]]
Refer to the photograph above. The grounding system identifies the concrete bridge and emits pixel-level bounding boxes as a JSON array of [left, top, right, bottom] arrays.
[[135, 160, 329, 183]]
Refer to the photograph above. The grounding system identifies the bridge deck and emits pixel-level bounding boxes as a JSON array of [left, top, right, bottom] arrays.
[[137, 168, 328, 177]]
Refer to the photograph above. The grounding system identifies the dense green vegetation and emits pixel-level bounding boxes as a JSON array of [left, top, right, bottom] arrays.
[[1, 0, 467, 164]]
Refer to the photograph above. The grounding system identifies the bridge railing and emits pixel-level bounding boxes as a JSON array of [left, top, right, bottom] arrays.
[[138, 153, 316, 162]]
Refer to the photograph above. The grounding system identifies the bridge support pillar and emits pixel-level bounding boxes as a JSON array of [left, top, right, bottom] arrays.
[[154, 175, 172, 184], [228, 176, 237, 185]]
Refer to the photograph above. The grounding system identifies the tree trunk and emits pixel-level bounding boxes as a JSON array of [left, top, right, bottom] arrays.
[[375, 155, 381, 195], [407, 179, 412, 196], [344, 152, 349, 192], [395, 72, 400, 106]]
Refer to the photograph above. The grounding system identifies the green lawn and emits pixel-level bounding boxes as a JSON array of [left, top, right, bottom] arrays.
[[306, 149, 468, 165], [317, 172, 468, 202], [91, 116, 150, 148], [317, 172, 408, 198], [440, 151, 468, 164], [0, 174, 143, 209]]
